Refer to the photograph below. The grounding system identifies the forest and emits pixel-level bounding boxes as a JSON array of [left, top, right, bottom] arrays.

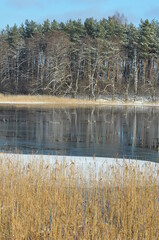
[[0, 13, 159, 100]]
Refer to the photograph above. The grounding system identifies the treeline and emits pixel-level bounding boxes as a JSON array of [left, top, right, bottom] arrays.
[[0, 13, 159, 100]]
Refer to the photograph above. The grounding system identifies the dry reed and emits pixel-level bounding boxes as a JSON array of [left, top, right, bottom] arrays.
[[0, 94, 97, 107], [1, 94, 159, 108], [0, 94, 105, 109], [0, 157, 159, 239]]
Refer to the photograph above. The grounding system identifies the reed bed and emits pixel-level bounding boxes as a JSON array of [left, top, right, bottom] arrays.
[[0, 94, 159, 108], [0, 94, 96, 105], [0, 157, 159, 239], [0, 94, 103, 109]]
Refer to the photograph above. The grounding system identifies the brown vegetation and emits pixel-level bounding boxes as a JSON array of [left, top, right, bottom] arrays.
[[1, 94, 159, 108], [0, 94, 89, 103], [0, 94, 99, 108], [0, 157, 159, 239]]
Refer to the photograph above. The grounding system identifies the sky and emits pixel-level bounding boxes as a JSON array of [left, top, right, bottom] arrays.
[[0, 0, 159, 29]]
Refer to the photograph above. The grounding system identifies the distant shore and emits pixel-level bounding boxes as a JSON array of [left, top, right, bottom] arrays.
[[0, 94, 159, 107]]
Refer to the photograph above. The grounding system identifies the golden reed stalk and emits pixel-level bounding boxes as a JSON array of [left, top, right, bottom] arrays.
[[0, 158, 159, 239]]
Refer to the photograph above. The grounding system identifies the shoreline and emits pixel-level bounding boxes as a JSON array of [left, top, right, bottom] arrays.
[[0, 95, 159, 107]]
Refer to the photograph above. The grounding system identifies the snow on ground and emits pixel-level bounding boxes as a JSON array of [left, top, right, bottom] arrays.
[[1, 153, 159, 179]]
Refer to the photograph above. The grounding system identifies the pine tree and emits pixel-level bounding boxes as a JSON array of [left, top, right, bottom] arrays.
[[24, 19, 37, 38], [84, 18, 98, 39]]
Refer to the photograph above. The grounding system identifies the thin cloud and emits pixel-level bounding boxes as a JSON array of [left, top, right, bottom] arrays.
[[7, 0, 42, 9], [45, 7, 116, 23], [51, 8, 103, 22], [146, 6, 159, 19]]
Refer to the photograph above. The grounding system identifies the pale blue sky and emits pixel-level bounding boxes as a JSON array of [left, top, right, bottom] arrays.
[[0, 0, 159, 29]]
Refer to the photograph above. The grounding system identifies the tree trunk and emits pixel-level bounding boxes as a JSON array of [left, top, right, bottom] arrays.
[[142, 59, 146, 87], [134, 48, 138, 101]]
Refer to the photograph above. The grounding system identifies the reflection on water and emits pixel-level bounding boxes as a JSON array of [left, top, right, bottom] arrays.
[[0, 106, 159, 162]]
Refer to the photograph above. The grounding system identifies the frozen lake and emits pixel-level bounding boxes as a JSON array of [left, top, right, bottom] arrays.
[[0, 105, 159, 162]]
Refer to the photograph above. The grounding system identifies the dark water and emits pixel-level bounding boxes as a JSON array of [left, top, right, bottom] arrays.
[[0, 106, 159, 162]]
